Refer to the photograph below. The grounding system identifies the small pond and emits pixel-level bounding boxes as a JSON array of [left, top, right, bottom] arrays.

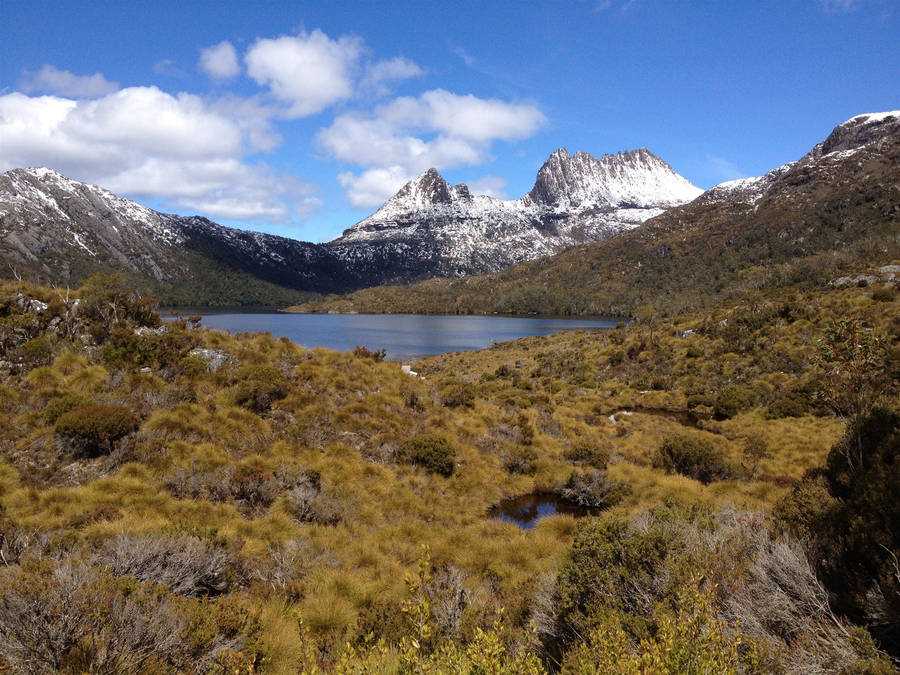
[[489, 493, 600, 530]]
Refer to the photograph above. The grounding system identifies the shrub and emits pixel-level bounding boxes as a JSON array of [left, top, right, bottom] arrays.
[[713, 385, 756, 420], [42, 392, 90, 424], [96, 533, 237, 596], [558, 470, 627, 509], [502, 445, 538, 474], [402, 434, 456, 476], [166, 463, 326, 518], [352, 345, 386, 361], [608, 350, 625, 365], [232, 365, 288, 412], [765, 394, 807, 419], [871, 285, 896, 302], [652, 434, 733, 484], [563, 439, 610, 469], [54, 403, 138, 456], [17, 334, 55, 367], [441, 382, 476, 408]]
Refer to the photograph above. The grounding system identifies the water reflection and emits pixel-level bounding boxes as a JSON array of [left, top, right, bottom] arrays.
[[489, 492, 599, 529]]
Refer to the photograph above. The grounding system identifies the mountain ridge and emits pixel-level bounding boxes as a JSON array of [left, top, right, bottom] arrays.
[[0, 144, 702, 302]]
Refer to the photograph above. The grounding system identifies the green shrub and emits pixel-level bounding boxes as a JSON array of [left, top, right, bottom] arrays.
[[17, 334, 55, 367], [608, 350, 625, 366], [502, 445, 538, 474], [652, 434, 733, 484], [232, 365, 288, 412], [54, 403, 138, 455], [441, 382, 476, 408], [42, 392, 90, 424], [402, 434, 456, 477], [765, 394, 807, 419], [564, 439, 610, 469], [713, 385, 756, 420]]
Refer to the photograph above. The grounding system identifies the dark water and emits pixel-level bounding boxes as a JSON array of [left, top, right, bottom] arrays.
[[489, 493, 598, 529], [184, 313, 615, 361]]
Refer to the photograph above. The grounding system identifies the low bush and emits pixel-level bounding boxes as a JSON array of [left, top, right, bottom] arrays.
[[42, 392, 90, 424], [232, 365, 288, 413], [97, 533, 238, 596], [402, 433, 456, 476], [166, 463, 329, 518], [502, 445, 538, 474], [871, 285, 896, 302], [17, 334, 55, 367], [54, 403, 138, 456], [441, 382, 476, 408], [557, 470, 627, 509], [563, 439, 610, 469], [652, 434, 734, 484], [713, 385, 756, 419]]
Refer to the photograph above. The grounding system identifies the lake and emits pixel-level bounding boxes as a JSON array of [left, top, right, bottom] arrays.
[[184, 313, 616, 361]]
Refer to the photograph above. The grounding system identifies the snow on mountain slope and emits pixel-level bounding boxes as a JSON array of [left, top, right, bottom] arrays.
[[332, 147, 702, 277]]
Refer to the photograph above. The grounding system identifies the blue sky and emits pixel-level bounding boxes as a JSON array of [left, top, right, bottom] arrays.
[[1, 0, 898, 242]]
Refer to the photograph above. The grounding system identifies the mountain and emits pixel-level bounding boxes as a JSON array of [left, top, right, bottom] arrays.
[[329, 148, 701, 282], [0, 168, 360, 305], [291, 110, 900, 316]]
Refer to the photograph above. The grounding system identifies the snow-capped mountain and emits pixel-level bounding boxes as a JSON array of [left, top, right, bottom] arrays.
[[0, 168, 355, 299], [331, 147, 702, 280]]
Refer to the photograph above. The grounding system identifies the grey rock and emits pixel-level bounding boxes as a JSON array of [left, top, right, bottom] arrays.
[[188, 348, 230, 372]]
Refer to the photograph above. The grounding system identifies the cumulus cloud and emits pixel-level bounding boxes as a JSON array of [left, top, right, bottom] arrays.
[[0, 87, 315, 224], [199, 41, 240, 80], [318, 89, 545, 207], [245, 30, 362, 117], [338, 166, 412, 208], [360, 56, 423, 96], [20, 65, 118, 98], [468, 175, 509, 199]]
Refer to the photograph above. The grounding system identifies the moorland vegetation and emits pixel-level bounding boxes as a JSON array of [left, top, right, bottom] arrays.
[[0, 269, 897, 672]]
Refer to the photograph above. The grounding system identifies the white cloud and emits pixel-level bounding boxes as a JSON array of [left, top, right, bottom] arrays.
[[0, 87, 315, 224], [381, 89, 546, 142], [199, 41, 240, 80], [245, 29, 362, 117], [468, 175, 508, 199], [361, 56, 423, 96], [20, 65, 118, 98], [338, 167, 413, 208], [318, 89, 545, 207]]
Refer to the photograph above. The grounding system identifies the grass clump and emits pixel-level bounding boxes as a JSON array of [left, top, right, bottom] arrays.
[[54, 403, 138, 456], [401, 433, 456, 476], [652, 434, 734, 484]]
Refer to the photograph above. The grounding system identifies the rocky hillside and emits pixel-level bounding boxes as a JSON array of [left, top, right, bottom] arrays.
[[292, 111, 900, 316]]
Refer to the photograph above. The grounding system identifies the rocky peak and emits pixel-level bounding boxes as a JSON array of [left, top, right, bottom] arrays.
[[809, 110, 900, 159], [528, 146, 701, 209], [394, 168, 454, 206]]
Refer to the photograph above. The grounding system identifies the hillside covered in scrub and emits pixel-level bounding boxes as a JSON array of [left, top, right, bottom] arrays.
[[0, 271, 898, 672]]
